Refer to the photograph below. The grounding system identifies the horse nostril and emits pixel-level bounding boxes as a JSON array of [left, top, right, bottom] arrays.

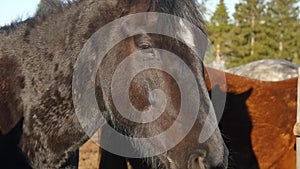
[[188, 151, 207, 169], [189, 156, 206, 169]]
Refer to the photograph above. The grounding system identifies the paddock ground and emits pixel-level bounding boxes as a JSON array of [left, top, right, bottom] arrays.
[[79, 139, 133, 169], [79, 140, 100, 169]]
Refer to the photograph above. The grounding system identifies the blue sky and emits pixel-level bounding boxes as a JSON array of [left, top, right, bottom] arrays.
[[0, 0, 40, 26], [205, 0, 240, 19], [0, 0, 240, 27]]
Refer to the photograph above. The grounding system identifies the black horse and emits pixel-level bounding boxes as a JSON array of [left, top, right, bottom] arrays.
[[0, 0, 228, 168]]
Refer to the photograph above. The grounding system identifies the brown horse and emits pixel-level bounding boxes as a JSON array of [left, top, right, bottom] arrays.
[[0, 0, 228, 169], [206, 67, 297, 169], [99, 67, 297, 169]]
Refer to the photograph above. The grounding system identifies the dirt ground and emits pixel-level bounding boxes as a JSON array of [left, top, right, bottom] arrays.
[[79, 139, 132, 169], [79, 140, 100, 169]]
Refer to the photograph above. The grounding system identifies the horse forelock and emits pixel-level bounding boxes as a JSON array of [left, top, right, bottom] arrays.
[[154, 0, 206, 34], [119, 0, 206, 33]]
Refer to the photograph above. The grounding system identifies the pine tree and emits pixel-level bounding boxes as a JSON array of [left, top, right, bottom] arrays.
[[293, 18, 300, 64], [228, 0, 266, 68], [264, 0, 300, 62], [207, 0, 230, 69]]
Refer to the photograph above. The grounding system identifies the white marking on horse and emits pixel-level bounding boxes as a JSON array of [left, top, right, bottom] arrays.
[[179, 19, 196, 48]]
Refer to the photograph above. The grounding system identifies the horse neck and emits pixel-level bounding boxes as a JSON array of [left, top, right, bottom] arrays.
[[0, 0, 122, 123]]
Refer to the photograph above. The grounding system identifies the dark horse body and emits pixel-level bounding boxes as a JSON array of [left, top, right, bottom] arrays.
[[0, 0, 228, 169]]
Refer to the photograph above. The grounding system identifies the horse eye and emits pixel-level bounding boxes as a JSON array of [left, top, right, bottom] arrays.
[[139, 42, 151, 50], [138, 42, 155, 57]]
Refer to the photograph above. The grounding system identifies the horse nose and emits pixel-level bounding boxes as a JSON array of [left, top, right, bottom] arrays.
[[188, 146, 228, 169], [188, 150, 207, 169], [210, 144, 229, 169]]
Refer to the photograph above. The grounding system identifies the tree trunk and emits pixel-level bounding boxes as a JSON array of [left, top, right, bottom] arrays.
[[216, 43, 221, 70], [279, 32, 283, 57], [251, 14, 255, 56]]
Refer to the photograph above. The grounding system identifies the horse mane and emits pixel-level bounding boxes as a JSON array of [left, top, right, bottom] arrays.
[[36, 0, 75, 16], [1, 0, 206, 35]]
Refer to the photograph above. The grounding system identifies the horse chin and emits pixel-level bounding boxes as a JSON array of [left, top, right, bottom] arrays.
[[154, 148, 227, 169], [157, 155, 205, 169]]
